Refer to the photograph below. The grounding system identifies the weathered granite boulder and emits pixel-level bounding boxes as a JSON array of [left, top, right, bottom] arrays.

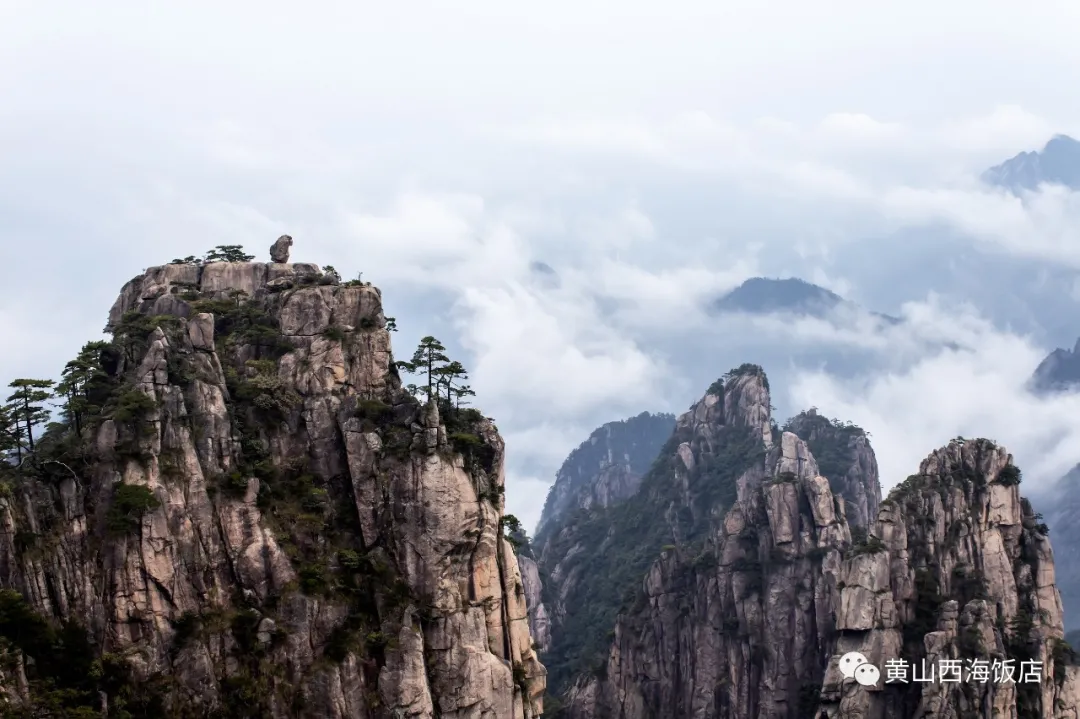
[[269, 234, 293, 263]]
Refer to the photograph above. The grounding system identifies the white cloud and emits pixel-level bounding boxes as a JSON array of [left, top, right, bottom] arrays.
[[939, 105, 1059, 154], [453, 283, 668, 419], [788, 302, 1080, 501], [9, 1, 1080, 533], [817, 113, 907, 145]]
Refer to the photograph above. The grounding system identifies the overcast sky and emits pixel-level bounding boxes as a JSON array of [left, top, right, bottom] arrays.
[[5, 1, 1080, 531]]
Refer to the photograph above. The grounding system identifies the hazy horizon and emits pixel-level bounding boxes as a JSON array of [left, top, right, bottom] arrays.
[[6, 1, 1080, 531]]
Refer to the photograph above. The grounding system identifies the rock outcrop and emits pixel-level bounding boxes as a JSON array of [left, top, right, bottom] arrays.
[[819, 439, 1080, 718], [1038, 464, 1080, 632], [270, 234, 293, 263], [784, 408, 881, 529], [536, 366, 779, 699], [563, 433, 1080, 718], [518, 554, 552, 652], [535, 412, 675, 538], [0, 259, 544, 717]]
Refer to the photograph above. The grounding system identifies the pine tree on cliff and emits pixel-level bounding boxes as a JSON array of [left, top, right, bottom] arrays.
[[435, 360, 476, 407], [55, 341, 109, 435], [203, 245, 254, 263], [0, 404, 19, 462], [4, 379, 54, 458], [397, 336, 450, 401]]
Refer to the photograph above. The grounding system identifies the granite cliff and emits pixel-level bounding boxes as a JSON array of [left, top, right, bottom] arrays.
[[1032, 465, 1080, 635], [0, 253, 545, 717], [531, 368, 883, 709], [535, 412, 675, 538], [782, 409, 880, 530], [1026, 340, 1080, 631], [563, 435, 1080, 718], [528, 368, 1079, 718]]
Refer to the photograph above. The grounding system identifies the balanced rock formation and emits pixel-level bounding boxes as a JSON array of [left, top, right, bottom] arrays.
[[270, 234, 293, 263], [0, 258, 544, 717]]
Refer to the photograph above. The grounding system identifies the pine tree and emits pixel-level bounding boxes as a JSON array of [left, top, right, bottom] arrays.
[[397, 336, 449, 401], [434, 360, 468, 405], [203, 245, 254, 263], [452, 384, 476, 408], [55, 341, 109, 435], [396, 337, 478, 408], [0, 404, 19, 462], [5, 379, 54, 454]]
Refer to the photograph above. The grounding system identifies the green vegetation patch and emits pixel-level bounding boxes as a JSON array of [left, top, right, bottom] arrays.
[[540, 423, 764, 695], [105, 483, 161, 534]]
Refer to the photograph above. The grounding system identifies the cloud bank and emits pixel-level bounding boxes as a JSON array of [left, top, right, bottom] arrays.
[[6, 3, 1080, 530]]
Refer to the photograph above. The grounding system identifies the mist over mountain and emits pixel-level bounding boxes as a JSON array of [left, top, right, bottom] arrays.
[[14, 7, 1080, 716], [983, 134, 1080, 192], [1030, 336, 1080, 394], [711, 277, 900, 324], [526, 368, 1080, 717]]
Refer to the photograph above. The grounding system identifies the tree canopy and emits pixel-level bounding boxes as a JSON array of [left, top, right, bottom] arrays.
[[203, 245, 255, 263], [170, 245, 255, 264], [5, 379, 55, 457], [395, 336, 476, 408]]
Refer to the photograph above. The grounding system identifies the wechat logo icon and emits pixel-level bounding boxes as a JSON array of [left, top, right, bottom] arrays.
[[839, 651, 880, 687]]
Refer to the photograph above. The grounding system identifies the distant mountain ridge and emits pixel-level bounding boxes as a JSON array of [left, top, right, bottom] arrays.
[[534, 411, 675, 536], [712, 276, 900, 323], [1029, 336, 1080, 394], [982, 134, 1080, 192]]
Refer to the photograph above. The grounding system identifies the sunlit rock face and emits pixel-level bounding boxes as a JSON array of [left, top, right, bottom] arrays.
[[1, 259, 545, 717]]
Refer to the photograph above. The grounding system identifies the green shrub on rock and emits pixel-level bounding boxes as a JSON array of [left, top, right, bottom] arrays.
[[106, 483, 161, 534]]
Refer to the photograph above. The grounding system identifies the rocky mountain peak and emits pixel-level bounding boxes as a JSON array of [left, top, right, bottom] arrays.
[[535, 412, 675, 537], [0, 250, 546, 717], [818, 437, 1080, 717], [712, 277, 845, 316], [678, 364, 774, 451], [1029, 335, 1080, 394], [710, 278, 901, 325], [783, 409, 881, 528], [983, 133, 1080, 192]]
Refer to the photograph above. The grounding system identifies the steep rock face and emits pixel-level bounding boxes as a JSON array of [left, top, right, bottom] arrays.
[[535, 412, 675, 537], [784, 409, 881, 529], [564, 429, 850, 719], [716, 367, 774, 453], [536, 367, 779, 700], [819, 439, 1080, 718], [518, 554, 552, 652], [1039, 464, 1080, 631], [559, 425, 1080, 718], [0, 261, 544, 717]]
